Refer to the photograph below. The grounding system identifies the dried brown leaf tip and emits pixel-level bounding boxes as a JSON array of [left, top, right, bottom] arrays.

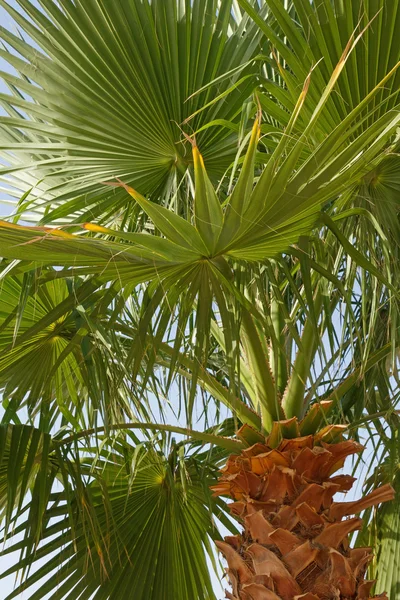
[[212, 418, 394, 600]]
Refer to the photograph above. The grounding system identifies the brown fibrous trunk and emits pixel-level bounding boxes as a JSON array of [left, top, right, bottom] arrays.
[[211, 427, 394, 600]]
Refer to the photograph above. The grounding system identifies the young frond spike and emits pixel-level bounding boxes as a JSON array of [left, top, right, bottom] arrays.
[[213, 417, 394, 600], [192, 141, 223, 253]]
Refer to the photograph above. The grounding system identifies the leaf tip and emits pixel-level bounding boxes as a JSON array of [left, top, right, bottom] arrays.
[[83, 223, 110, 234]]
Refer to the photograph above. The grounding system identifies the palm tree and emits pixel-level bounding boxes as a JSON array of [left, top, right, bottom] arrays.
[[0, 1, 399, 599]]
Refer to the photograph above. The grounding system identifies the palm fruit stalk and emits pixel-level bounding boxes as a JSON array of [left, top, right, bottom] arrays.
[[211, 411, 394, 600]]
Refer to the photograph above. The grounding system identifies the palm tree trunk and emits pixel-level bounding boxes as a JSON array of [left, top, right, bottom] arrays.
[[212, 420, 394, 600]]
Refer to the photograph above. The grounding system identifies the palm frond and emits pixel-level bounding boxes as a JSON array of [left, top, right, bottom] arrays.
[[0, 432, 236, 600], [0, 0, 262, 223]]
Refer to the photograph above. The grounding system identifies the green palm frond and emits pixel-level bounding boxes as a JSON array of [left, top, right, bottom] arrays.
[[0, 0, 262, 223], [240, 0, 400, 135], [1, 431, 236, 600], [0, 275, 163, 428], [0, 90, 398, 428], [0, 424, 53, 541]]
